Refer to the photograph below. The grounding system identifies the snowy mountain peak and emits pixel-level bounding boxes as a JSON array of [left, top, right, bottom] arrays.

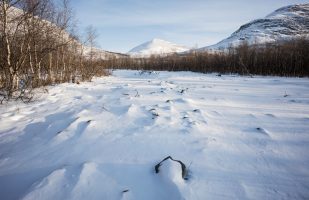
[[128, 38, 190, 57], [150, 38, 166, 43], [200, 3, 309, 51], [266, 4, 309, 19]]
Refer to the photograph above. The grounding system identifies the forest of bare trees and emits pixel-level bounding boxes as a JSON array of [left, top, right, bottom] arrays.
[[0, 0, 107, 102], [107, 38, 309, 77]]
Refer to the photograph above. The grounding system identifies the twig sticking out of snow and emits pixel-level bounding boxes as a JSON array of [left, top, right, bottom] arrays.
[[101, 105, 109, 112], [179, 89, 185, 94], [135, 90, 140, 97], [149, 108, 159, 119], [284, 91, 289, 97], [155, 156, 188, 180], [122, 90, 140, 97]]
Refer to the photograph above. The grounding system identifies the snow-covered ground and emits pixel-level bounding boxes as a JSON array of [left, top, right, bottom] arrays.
[[0, 70, 309, 200]]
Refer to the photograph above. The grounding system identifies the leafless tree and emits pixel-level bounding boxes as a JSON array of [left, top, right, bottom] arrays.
[[0, 0, 108, 103]]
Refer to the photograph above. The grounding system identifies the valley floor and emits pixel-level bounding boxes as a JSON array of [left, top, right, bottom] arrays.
[[0, 70, 309, 200]]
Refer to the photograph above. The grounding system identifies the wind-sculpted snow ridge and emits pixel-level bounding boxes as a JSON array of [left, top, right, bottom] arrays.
[[0, 70, 309, 200], [200, 4, 309, 51], [128, 38, 190, 57]]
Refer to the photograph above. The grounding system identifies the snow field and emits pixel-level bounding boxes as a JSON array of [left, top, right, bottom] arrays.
[[0, 70, 309, 200]]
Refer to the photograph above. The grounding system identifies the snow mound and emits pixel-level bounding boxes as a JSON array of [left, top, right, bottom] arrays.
[[22, 169, 67, 200], [155, 159, 186, 199]]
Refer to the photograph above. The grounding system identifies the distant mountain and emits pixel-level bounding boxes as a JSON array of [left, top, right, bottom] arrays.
[[83, 46, 128, 60], [128, 38, 190, 57], [199, 4, 309, 51]]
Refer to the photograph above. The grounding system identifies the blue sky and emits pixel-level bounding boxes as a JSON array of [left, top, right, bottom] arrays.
[[71, 0, 308, 53]]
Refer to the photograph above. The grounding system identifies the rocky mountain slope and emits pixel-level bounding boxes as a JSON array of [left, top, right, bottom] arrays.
[[200, 4, 309, 51]]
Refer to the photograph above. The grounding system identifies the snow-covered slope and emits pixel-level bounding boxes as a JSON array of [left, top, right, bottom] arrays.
[[5, 6, 126, 60], [128, 38, 190, 57], [83, 46, 128, 60], [1, 70, 309, 200], [200, 4, 309, 51]]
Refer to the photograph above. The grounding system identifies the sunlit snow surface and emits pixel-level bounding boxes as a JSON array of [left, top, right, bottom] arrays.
[[0, 70, 309, 200]]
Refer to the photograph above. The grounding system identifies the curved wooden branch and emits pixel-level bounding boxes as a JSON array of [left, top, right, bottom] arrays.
[[155, 156, 188, 180]]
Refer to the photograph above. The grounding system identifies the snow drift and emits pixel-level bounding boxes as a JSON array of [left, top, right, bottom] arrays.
[[0, 70, 309, 200]]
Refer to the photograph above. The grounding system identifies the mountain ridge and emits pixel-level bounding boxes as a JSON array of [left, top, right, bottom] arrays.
[[128, 38, 190, 57], [199, 4, 309, 51]]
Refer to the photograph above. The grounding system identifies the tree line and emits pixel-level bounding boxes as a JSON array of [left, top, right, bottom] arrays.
[[0, 0, 106, 102], [105, 38, 309, 77]]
